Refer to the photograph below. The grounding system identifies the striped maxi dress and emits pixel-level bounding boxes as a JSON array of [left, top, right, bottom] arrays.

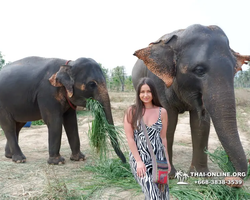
[[129, 108, 169, 200]]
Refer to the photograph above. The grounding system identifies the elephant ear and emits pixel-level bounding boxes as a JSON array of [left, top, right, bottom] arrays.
[[231, 49, 250, 74], [134, 35, 177, 88], [49, 65, 74, 97]]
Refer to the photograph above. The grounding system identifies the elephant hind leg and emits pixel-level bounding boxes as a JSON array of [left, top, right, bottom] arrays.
[[5, 122, 26, 159], [1, 117, 26, 162]]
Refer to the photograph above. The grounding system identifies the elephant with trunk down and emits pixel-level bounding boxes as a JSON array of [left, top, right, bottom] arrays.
[[0, 57, 126, 164], [132, 24, 250, 179]]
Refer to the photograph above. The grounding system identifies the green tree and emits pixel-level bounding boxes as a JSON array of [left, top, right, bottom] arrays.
[[125, 75, 134, 91], [99, 63, 110, 89], [111, 66, 126, 91], [0, 51, 5, 70], [97, 64, 134, 92]]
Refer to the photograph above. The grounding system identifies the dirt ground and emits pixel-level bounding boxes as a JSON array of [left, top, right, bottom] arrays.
[[0, 91, 249, 199]]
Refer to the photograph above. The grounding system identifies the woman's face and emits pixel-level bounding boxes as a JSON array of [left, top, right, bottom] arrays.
[[139, 84, 153, 104]]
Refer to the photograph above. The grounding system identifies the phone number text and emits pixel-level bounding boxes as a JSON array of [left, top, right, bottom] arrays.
[[194, 179, 243, 185]]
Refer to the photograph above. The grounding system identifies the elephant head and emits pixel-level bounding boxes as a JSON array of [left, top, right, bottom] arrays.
[[134, 24, 250, 176], [49, 58, 126, 163]]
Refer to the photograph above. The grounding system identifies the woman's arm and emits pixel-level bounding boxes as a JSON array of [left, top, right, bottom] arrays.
[[160, 108, 171, 173], [124, 107, 146, 177]]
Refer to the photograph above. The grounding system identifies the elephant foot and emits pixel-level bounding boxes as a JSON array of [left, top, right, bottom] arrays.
[[5, 148, 12, 158], [70, 152, 86, 161], [225, 176, 243, 188], [47, 155, 65, 165], [169, 166, 177, 179], [12, 154, 26, 163], [189, 165, 197, 173], [5, 153, 12, 159]]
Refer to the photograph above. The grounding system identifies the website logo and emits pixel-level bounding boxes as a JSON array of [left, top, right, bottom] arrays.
[[175, 170, 189, 184]]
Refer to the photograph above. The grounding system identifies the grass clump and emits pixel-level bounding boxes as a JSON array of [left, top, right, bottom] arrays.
[[170, 183, 250, 200], [84, 157, 135, 185], [39, 166, 82, 200], [169, 184, 209, 200], [206, 147, 250, 180], [80, 156, 141, 199], [205, 147, 236, 173], [86, 98, 125, 160]]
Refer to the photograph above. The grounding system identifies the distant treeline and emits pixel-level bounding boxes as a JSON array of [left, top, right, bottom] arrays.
[[234, 65, 250, 88], [100, 64, 134, 92]]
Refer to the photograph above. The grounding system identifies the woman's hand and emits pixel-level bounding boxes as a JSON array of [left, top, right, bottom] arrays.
[[136, 160, 146, 178]]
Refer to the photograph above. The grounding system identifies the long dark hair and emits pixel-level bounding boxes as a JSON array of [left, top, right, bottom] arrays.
[[126, 77, 162, 130]]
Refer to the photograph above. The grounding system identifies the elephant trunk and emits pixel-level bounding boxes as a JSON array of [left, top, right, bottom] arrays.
[[203, 86, 247, 178], [95, 86, 126, 163]]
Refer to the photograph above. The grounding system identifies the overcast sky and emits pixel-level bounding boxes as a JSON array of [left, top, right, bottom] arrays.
[[1, 0, 250, 74]]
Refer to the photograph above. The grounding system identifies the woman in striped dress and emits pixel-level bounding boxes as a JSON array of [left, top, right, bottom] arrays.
[[124, 77, 171, 200]]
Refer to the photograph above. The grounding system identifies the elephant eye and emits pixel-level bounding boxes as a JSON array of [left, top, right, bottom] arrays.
[[88, 81, 97, 88], [193, 66, 206, 76]]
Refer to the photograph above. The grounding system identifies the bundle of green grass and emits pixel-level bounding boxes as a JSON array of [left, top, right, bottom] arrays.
[[86, 98, 124, 160]]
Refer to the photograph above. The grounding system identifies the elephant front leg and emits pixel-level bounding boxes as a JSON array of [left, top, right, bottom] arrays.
[[63, 109, 85, 161], [166, 108, 179, 179], [43, 115, 65, 165], [189, 110, 210, 173]]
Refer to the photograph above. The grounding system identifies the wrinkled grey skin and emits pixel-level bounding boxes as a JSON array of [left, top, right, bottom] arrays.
[[132, 24, 250, 178], [0, 56, 126, 164]]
